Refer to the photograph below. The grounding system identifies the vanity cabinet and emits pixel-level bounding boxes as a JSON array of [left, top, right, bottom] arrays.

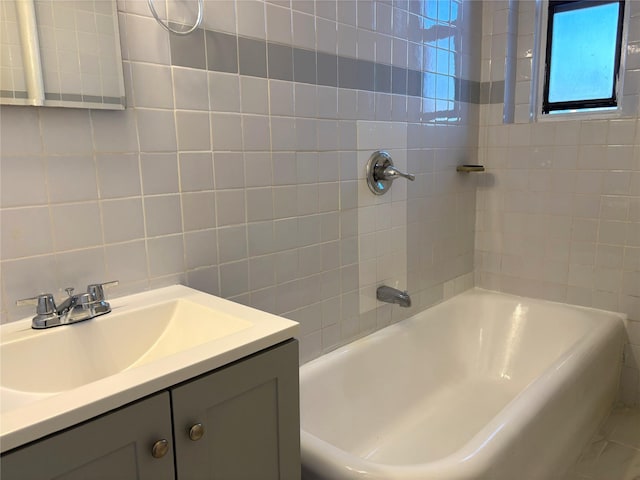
[[1, 340, 300, 480], [0, 392, 174, 479]]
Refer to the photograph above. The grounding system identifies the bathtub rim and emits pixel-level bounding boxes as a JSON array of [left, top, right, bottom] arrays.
[[300, 288, 626, 479]]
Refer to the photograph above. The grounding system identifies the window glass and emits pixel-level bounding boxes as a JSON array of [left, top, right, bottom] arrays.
[[543, 0, 625, 114]]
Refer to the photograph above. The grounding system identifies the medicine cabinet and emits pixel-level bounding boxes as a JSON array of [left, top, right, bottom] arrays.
[[0, 0, 125, 110]]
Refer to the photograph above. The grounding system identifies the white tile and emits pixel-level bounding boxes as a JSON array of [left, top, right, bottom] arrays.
[[211, 113, 243, 150], [0, 106, 42, 155], [186, 266, 220, 295], [122, 13, 171, 64], [136, 108, 177, 152], [0, 156, 48, 208], [218, 225, 248, 263], [219, 260, 249, 297], [247, 221, 276, 256], [52, 202, 103, 251], [202, 0, 236, 33], [176, 110, 211, 151], [337, 23, 357, 57], [144, 195, 183, 236], [295, 118, 318, 150], [244, 152, 273, 187], [184, 229, 218, 269], [248, 254, 276, 290], [179, 152, 214, 192], [215, 189, 245, 226], [599, 220, 628, 245], [40, 108, 92, 154], [266, 3, 292, 44], [273, 185, 298, 218], [91, 109, 139, 153], [173, 67, 209, 110], [209, 72, 241, 112], [271, 117, 297, 151], [242, 115, 271, 151], [1, 207, 53, 259], [295, 83, 317, 117], [182, 191, 216, 231], [96, 153, 141, 199], [316, 17, 337, 53], [131, 62, 173, 108], [269, 80, 294, 116], [292, 11, 315, 50], [101, 198, 144, 244], [140, 153, 179, 195], [147, 234, 184, 277], [240, 76, 269, 114], [246, 187, 274, 221], [236, 0, 266, 39]]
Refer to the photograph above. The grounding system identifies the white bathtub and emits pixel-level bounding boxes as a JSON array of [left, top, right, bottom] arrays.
[[300, 288, 625, 480]]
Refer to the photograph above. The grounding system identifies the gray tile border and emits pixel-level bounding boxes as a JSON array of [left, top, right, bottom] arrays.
[[170, 27, 206, 70], [238, 36, 267, 78], [206, 30, 238, 74], [338, 56, 358, 90], [458, 79, 481, 104], [392, 66, 407, 95], [60, 93, 83, 102], [168, 26, 487, 104], [0, 90, 29, 99], [357, 60, 375, 92], [490, 80, 505, 104], [374, 63, 391, 93], [480, 81, 491, 104], [268, 43, 293, 81], [407, 70, 422, 97], [83, 95, 103, 103], [293, 48, 317, 84], [317, 52, 337, 87]]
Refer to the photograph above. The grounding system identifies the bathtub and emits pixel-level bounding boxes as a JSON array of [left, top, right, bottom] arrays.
[[300, 288, 625, 480]]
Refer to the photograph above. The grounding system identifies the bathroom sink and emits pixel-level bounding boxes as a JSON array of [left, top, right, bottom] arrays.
[[0, 285, 298, 452], [1, 299, 251, 394]]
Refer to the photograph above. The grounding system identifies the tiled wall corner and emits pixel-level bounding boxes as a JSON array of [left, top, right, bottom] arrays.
[[477, 0, 640, 405]]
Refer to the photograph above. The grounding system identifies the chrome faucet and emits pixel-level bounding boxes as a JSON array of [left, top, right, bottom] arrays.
[[376, 285, 412, 308], [17, 281, 119, 329]]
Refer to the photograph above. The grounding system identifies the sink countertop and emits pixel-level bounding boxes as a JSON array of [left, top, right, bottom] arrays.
[[0, 285, 299, 453]]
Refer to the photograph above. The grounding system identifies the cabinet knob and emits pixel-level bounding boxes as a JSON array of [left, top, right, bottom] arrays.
[[151, 439, 169, 458], [189, 423, 205, 441]]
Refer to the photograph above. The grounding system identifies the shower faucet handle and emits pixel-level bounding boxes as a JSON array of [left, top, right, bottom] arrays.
[[381, 165, 415, 182], [366, 150, 416, 195]]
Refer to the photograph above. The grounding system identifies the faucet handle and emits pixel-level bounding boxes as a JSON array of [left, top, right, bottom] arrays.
[[16, 294, 57, 315], [87, 281, 119, 302]]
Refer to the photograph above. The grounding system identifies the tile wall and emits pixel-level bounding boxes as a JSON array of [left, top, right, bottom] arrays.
[[476, 0, 640, 405], [0, 0, 481, 363]]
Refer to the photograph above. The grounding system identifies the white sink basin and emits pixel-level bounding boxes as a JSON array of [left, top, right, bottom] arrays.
[[0, 285, 298, 452]]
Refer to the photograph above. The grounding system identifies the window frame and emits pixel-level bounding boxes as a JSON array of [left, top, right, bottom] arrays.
[[534, 0, 629, 120]]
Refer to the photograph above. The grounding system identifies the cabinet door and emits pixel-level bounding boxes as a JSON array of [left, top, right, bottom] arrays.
[[172, 339, 300, 480], [1, 392, 174, 480]]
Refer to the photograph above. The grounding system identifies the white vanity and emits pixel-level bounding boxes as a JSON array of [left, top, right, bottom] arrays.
[[0, 285, 300, 479]]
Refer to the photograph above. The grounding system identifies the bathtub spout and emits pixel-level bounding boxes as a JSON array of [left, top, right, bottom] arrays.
[[376, 286, 411, 307]]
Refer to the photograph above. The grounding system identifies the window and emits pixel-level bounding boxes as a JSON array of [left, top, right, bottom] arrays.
[[542, 0, 625, 115]]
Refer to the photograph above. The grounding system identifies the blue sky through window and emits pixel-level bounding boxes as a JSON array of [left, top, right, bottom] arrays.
[[548, 2, 620, 103]]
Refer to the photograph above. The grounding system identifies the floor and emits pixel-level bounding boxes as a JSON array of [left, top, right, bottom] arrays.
[[564, 407, 640, 480]]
